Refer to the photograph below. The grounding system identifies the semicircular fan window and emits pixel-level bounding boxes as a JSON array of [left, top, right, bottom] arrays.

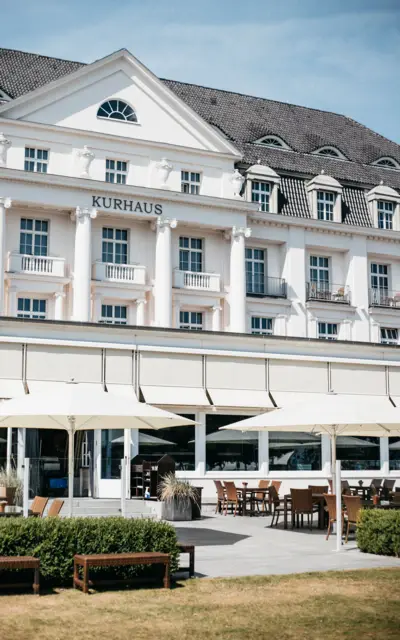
[[97, 99, 137, 122]]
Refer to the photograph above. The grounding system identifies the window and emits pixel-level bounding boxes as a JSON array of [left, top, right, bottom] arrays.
[[101, 429, 124, 479], [269, 432, 321, 471], [24, 147, 48, 173], [97, 99, 137, 123], [318, 322, 338, 340], [309, 255, 329, 290], [246, 248, 265, 295], [373, 158, 400, 169], [100, 305, 127, 325], [179, 311, 203, 330], [317, 191, 335, 221], [181, 171, 201, 195], [179, 237, 203, 272], [251, 317, 273, 335], [139, 419, 195, 471], [206, 414, 257, 471], [314, 147, 342, 158], [17, 298, 46, 319], [370, 263, 389, 290], [338, 437, 380, 471], [377, 201, 394, 230], [102, 228, 128, 264], [380, 328, 398, 345], [105, 159, 127, 184], [19, 219, 48, 256], [251, 181, 270, 212], [254, 135, 290, 150]]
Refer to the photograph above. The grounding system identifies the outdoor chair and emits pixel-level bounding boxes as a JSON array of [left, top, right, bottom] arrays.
[[223, 482, 242, 516], [381, 479, 395, 500], [308, 485, 329, 494], [214, 480, 226, 514], [323, 493, 344, 541], [370, 479, 382, 490], [290, 488, 319, 530], [254, 480, 270, 513], [343, 495, 362, 543], [269, 485, 286, 527], [30, 496, 49, 518], [341, 480, 351, 495], [270, 480, 282, 494], [47, 498, 64, 517]]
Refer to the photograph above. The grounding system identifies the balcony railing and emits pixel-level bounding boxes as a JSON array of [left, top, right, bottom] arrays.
[[174, 269, 221, 292], [7, 252, 65, 277], [246, 276, 287, 298], [369, 288, 400, 309], [306, 282, 351, 305], [92, 261, 146, 285]]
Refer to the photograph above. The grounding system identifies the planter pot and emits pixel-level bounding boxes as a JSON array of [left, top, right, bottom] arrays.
[[0, 487, 16, 505], [162, 498, 192, 521]]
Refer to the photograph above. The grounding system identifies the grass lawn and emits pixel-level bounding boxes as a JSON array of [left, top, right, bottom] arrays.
[[0, 568, 399, 640]]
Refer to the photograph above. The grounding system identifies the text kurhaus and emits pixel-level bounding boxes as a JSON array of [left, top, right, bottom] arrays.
[[92, 196, 162, 215]]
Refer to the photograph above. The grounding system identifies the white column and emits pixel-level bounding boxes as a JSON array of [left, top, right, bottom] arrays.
[[282, 226, 307, 337], [92, 292, 102, 322], [71, 206, 97, 322], [17, 428, 26, 481], [136, 298, 147, 326], [173, 300, 181, 329], [195, 411, 206, 476], [153, 217, 177, 327], [380, 437, 389, 476], [321, 434, 332, 478], [227, 226, 251, 333], [53, 291, 65, 320], [211, 304, 222, 331], [6, 427, 12, 474], [0, 197, 11, 314], [259, 431, 269, 476], [346, 235, 370, 342], [8, 285, 18, 316]]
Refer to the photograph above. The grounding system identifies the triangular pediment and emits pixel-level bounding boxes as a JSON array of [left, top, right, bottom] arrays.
[[0, 49, 240, 156]]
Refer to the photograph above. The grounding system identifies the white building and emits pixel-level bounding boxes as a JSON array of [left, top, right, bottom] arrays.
[[0, 47, 399, 499]]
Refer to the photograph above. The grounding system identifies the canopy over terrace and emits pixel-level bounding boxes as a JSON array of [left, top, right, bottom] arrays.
[[0, 383, 195, 516]]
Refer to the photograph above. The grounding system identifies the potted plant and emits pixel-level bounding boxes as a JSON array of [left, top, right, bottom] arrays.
[[0, 466, 23, 507], [159, 473, 197, 522]]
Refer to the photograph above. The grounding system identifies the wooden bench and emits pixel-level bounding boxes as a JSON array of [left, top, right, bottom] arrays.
[[73, 552, 171, 594], [0, 556, 40, 595], [177, 543, 195, 577]]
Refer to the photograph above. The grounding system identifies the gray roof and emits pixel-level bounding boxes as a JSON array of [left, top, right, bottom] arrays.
[[0, 48, 398, 229]]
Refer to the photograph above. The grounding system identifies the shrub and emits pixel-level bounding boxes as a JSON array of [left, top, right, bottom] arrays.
[[0, 517, 179, 583], [357, 509, 400, 557]]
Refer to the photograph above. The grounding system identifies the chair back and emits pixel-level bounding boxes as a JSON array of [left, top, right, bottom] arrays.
[[214, 480, 225, 501], [269, 484, 280, 506], [391, 492, 400, 504], [309, 485, 329, 495], [224, 481, 238, 502], [343, 495, 361, 523], [341, 480, 351, 495], [328, 479, 333, 493], [370, 478, 382, 489], [47, 499, 64, 517], [255, 479, 270, 500], [271, 480, 282, 494], [291, 488, 313, 512], [31, 496, 49, 518], [324, 493, 337, 521], [382, 479, 395, 491]]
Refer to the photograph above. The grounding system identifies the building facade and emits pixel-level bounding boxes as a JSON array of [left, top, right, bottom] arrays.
[[0, 47, 399, 498]]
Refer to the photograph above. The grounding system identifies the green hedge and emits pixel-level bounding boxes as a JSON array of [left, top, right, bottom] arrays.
[[357, 509, 400, 557], [0, 517, 179, 583]]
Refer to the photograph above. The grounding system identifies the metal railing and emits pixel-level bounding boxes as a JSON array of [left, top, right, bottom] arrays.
[[369, 288, 400, 309], [246, 276, 287, 298], [8, 252, 65, 277], [306, 282, 351, 304], [174, 269, 221, 292]]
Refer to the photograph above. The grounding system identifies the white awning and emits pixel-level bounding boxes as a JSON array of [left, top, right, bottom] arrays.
[[207, 388, 274, 409], [271, 391, 393, 411], [106, 384, 138, 400], [271, 391, 329, 408], [28, 381, 105, 394], [390, 396, 400, 408], [0, 379, 25, 399], [140, 385, 209, 406]]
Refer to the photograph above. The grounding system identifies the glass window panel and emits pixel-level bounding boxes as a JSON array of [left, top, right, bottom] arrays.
[[206, 414, 258, 471], [338, 437, 380, 471], [269, 432, 321, 471], [389, 437, 400, 470], [139, 419, 195, 471], [101, 429, 124, 479]]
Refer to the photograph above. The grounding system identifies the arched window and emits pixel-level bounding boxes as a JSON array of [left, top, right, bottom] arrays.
[[254, 135, 291, 150], [373, 157, 400, 170], [97, 99, 137, 123], [313, 146, 344, 159]]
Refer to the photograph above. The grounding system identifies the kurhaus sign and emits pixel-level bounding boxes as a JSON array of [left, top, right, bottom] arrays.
[[92, 195, 163, 215]]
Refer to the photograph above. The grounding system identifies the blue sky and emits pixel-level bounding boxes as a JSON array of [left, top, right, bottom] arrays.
[[3, 0, 400, 142]]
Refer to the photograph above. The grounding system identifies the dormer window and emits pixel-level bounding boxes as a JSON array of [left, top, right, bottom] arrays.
[[367, 182, 400, 231], [372, 157, 400, 170], [313, 147, 345, 160], [306, 171, 342, 223], [97, 99, 137, 123], [253, 135, 291, 150], [246, 164, 281, 213], [251, 181, 270, 212]]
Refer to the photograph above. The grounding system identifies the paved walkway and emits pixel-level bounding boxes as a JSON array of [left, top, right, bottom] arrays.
[[173, 510, 400, 578]]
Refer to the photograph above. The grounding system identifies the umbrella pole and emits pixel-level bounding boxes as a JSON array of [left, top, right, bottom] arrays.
[[68, 417, 75, 518], [331, 431, 337, 491]]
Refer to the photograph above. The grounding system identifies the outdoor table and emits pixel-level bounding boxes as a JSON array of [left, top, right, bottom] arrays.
[[239, 487, 271, 516], [283, 493, 326, 530]]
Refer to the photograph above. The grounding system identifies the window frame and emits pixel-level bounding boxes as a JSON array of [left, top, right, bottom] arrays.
[[179, 236, 203, 273], [181, 171, 201, 195], [24, 147, 49, 173], [19, 218, 49, 257], [309, 255, 330, 287], [246, 247, 266, 295], [251, 180, 271, 212], [105, 158, 128, 185], [370, 263, 389, 290], [17, 297, 47, 320], [380, 327, 398, 345], [317, 191, 335, 221], [99, 304, 128, 325], [101, 227, 128, 265], [97, 99, 138, 123], [377, 200, 394, 230], [251, 316, 273, 335], [317, 322, 338, 340], [179, 310, 203, 331]]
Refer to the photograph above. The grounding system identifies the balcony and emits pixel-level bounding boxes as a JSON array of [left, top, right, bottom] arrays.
[[92, 261, 146, 285], [306, 282, 350, 304], [174, 269, 221, 292], [7, 252, 65, 277], [246, 276, 287, 298], [369, 288, 400, 309]]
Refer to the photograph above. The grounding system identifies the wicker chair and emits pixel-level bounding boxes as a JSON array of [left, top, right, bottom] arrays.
[[254, 480, 271, 513], [47, 499, 64, 517], [30, 496, 49, 518], [370, 478, 382, 490], [308, 485, 329, 494], [270, 480, 282, 494], [269, 485, 286, 527], [214, 480, 226, 514], [323, 493, 344, 540], [381, 479, 395, 500], [223, 481, 242, 516], [343, 495, 362, 543], [290, 488, 319, 530]]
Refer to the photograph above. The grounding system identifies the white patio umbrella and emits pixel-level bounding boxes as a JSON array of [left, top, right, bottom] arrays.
[[0, 382, 195, 516]]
